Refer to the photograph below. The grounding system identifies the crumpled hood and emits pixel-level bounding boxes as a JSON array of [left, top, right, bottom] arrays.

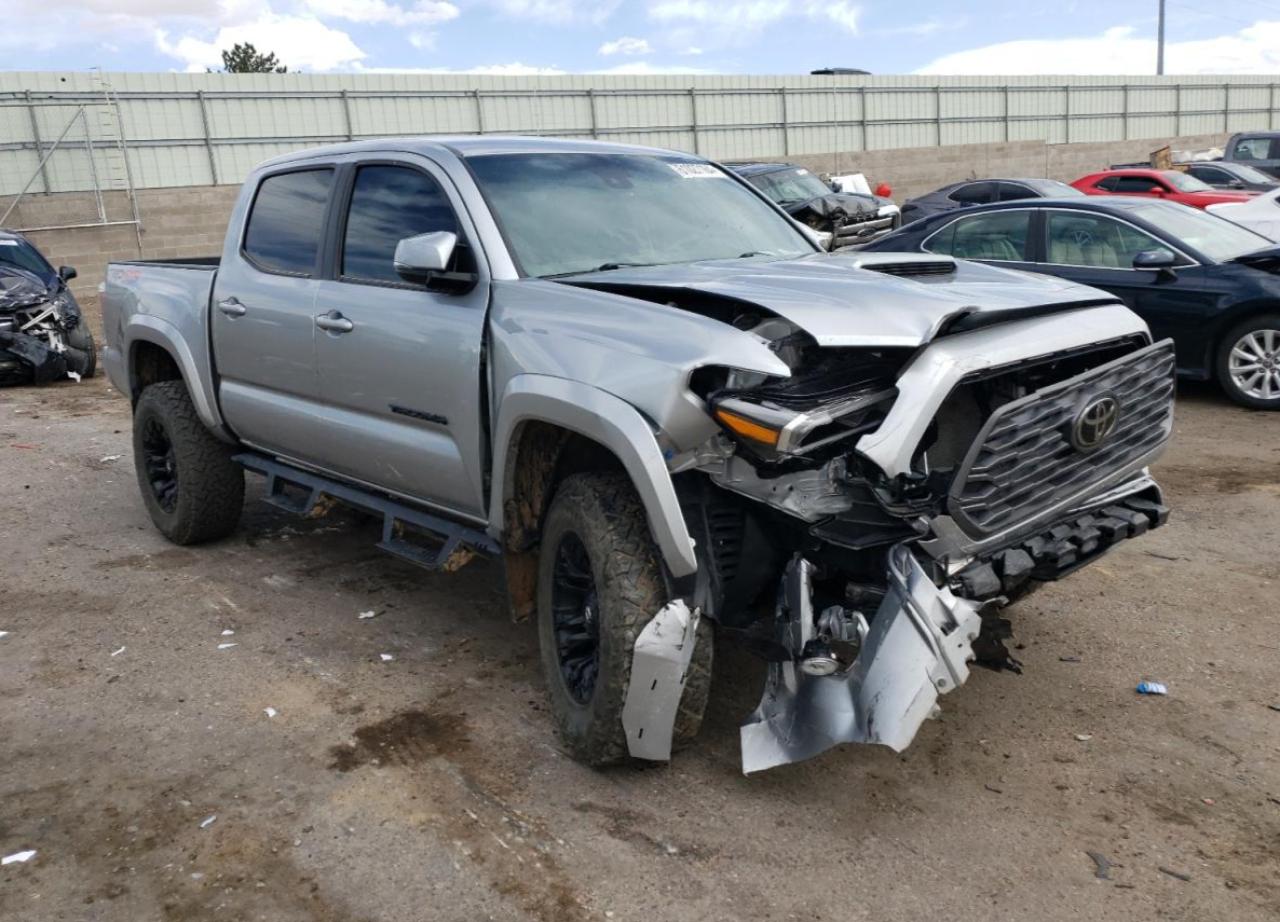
[[785, 191, 879, 221], [0, 266, 53, 313], [559, 252, 1121, 347]]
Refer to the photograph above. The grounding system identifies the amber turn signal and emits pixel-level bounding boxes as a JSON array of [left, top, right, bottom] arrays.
[[714, 408, 781, 447]]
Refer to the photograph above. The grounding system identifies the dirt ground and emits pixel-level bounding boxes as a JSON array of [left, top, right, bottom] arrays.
[[1, 369, 1278, 922]]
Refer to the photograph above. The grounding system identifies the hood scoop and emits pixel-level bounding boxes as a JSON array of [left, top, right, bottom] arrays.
[[847, 254, 957, 278]]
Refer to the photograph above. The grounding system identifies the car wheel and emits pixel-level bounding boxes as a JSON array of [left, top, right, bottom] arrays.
[[132, 380, 245, 543], [1216, 315, 1280, 409], [536, 471, 713, 766]]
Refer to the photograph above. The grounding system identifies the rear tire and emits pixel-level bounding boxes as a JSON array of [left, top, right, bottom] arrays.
[[1216, 314, 1280, 409], [132, 380, 244, 544], [536, 471, 713, 766]]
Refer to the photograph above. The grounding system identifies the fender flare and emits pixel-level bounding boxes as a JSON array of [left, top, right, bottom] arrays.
[[125, 315, 231, 439], [489, 374, 698, 578]]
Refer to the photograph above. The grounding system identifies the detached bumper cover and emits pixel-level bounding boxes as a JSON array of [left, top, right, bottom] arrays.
[[740, 547, 982, 773]]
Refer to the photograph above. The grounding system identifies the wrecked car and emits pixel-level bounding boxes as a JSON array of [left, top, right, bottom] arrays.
[[101, 138, 1175, 773], [0, 231, 95, 385], [727, 161, 900, 248]]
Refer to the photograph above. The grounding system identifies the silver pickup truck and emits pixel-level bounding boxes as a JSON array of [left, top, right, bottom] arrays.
[[102, 137, 1175, 773]]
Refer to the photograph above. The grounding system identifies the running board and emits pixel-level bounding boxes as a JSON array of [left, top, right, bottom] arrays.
[[234, 453, 500, 572]]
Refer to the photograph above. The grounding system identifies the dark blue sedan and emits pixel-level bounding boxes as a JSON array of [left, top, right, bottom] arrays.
[[862, 197, 1280, 409]]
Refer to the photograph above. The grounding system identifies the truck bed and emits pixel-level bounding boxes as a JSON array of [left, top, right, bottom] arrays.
[[101, 256, 224, 434]]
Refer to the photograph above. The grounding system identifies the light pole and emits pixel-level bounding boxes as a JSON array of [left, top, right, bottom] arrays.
[[1157, 0, 1166, 75]]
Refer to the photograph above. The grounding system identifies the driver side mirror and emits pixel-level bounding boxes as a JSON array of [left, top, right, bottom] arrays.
[[1133, 248, 1177, 276], [58, 265, 77, 282], [1228, 180, 1246, 189], [393, 231, 477, 293]]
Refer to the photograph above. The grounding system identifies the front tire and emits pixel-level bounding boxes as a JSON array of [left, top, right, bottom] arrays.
[[64, 323, 96, 379], [535, 472, 712, 766], [1217, 315, 1280, 409], [132, 380, 244, 544]]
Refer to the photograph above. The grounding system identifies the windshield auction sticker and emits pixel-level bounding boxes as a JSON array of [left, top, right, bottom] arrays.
[[669, 163, 725, 178]]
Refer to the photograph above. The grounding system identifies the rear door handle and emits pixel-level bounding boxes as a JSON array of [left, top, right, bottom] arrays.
[[217, 297, 246, 317], [315, 311, 354, 334]]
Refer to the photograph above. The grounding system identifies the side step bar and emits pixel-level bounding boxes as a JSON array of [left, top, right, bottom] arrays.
[[234, 453, 500, 572]]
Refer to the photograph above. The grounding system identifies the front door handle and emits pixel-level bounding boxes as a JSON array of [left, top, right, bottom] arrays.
[[315, 311, 354, 334], [217, 297, 247, 317]]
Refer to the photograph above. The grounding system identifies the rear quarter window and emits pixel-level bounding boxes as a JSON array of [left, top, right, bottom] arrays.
[[242, 169, 334, 276]]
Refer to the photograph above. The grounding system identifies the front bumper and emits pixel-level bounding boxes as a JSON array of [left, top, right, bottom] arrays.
[[738, 476, 1168, 773]]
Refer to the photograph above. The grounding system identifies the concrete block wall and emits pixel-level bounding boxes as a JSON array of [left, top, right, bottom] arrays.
[[0, 130, 1231, 327]]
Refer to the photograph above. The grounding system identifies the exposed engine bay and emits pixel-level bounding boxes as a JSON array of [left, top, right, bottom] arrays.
[[612, 283, 1175, 772], [0, 266, 93, 386]]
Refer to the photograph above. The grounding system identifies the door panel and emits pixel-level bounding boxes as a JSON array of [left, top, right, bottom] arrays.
[[212, 167, 332, 458], [310, 159, 490, 517]]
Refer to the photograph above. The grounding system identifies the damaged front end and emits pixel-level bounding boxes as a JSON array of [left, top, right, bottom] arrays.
[[0, 267, 88, 385], [625, 302, 1176, 773]]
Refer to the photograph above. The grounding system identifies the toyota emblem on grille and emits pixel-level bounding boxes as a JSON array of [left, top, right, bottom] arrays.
[[1071, 394, 1121, 452]]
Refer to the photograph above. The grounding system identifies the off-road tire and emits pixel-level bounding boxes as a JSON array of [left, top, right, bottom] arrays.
[[1216, 313, 1280, 410], [132, 380, 244, 544], [64, 324, 96, 379], [536, 472, 713, 766]]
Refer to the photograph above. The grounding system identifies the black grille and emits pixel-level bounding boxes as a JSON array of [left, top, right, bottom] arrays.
[[947, 340, 1175, 536]]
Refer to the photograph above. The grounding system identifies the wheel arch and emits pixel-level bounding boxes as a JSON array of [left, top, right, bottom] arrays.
[[124, 317, 231, 440], [490, 375, 698, 619], [1207, 299, 1280, 372]]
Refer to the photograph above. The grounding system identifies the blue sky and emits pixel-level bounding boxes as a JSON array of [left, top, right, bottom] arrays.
[[4, 1, 1279, 74]]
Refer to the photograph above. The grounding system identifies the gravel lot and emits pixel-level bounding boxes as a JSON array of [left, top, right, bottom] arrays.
[[1, 368, 1278, 922]]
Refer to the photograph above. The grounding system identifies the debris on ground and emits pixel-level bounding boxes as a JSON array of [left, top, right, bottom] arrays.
[[110, 646, 126, 657], [1267, 704, 1280, 713], [0, 631, 9, 639], [1086, 850, 1113, 880], [358, 610, 378, 620], [1136, 681, 1168, 695], [199, 815, 217, 829], [264, 707, 278, 718], [1202, 797, 1215, 806], [983, 783, 1004, 794], [99, 454, 122, 463], [1059, 655, 1083, 663], [217, 642, 238, 650], [262, 574, 296, 590], [2, 850, 37, 865], [1158, 866, 1191, 882], [220, 629, 235, 636], [1075, 733, 1093, 742], [380, 653, 394, 662]]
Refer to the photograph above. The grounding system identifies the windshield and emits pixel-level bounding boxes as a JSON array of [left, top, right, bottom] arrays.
[[467, 153, 815, 277], [0, 237, 56, 286], [1229, 163, 1274, 184], [1164, 171, 1214, 193], [1029, 179, 1085, 197], [747, 167, 835, 205], [1130, 202, 1273, 262]]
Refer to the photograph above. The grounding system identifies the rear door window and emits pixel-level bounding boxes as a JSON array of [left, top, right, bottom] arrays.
[[948, 182, 994, 205], [926, 210, 1031, 261], [341, 165, 458, 284], [1233, 137, 1271, 161], [1112, 176, 1163, 194], [243, 169, 333, 276], [996, 182, 1036, 201]]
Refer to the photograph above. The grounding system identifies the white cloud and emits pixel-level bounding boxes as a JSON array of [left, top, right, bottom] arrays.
[[594, 60, 715, 74], [354, 61, 569, 74], [807, 0, 859, 34], [303, 0, 459, 26], [598, 36, 653, 56], [485, 0, 619, 24], [408, 30, 437, 49], [917, 22, 1280, 75], [649, 0, 788, 29], [648, 0, 860, 44], [155, 13, 367, 71]]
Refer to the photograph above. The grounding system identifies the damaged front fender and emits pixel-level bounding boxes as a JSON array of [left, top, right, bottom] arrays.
[[740, 546, 982, 773]]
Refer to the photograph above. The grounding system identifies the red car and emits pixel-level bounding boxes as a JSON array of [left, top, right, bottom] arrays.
[[1071, 168, 1256, 209]]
